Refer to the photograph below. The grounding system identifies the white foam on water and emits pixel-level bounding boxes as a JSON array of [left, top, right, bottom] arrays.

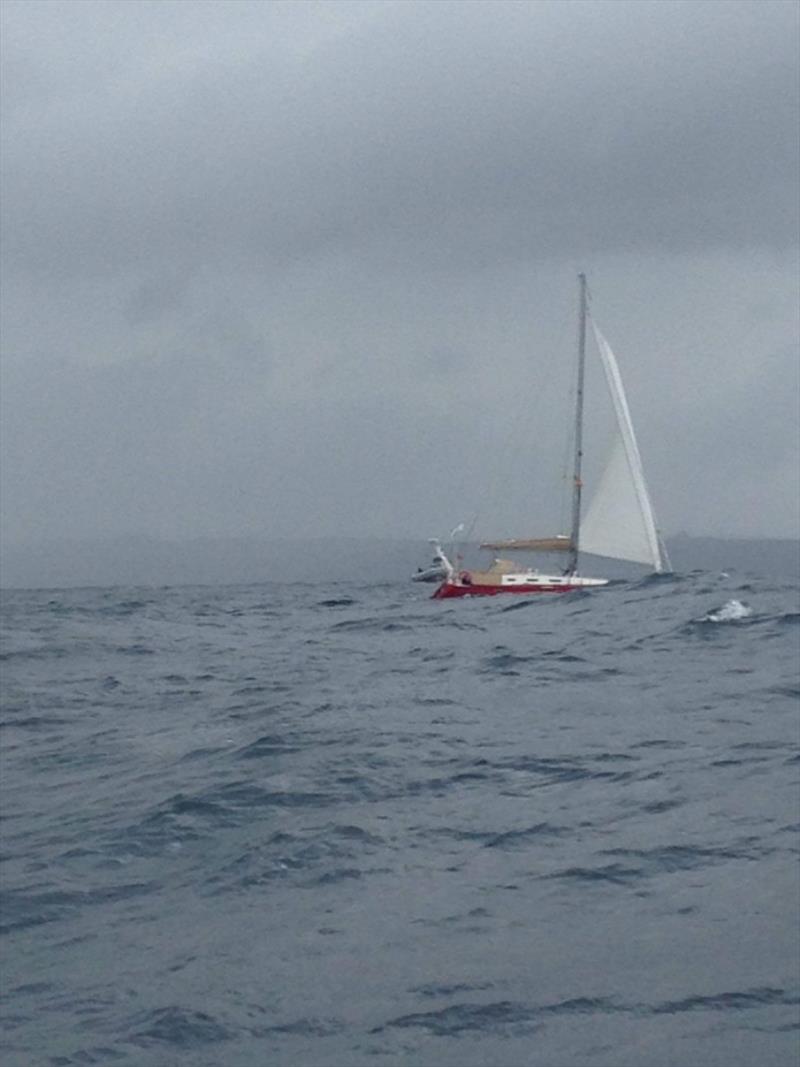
[[705, 599, 753, 623]]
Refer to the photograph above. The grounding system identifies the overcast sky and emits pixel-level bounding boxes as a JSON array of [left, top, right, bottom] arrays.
[[1, 0, 798, 550]]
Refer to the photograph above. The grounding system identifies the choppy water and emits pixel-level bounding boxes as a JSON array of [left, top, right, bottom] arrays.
[[1, 573, 799, 1067]]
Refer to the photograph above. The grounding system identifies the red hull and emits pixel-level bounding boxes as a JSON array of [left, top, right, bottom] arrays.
[[432, 581, 573, 599]]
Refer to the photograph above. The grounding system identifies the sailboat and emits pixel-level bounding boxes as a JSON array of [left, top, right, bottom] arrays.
[[432, 274, 670, 599]]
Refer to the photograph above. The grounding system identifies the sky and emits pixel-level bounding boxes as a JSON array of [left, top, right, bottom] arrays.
[[1, 0, 798, 551]]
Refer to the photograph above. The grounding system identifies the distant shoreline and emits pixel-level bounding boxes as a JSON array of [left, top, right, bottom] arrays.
[[1, 534, 798, 590]]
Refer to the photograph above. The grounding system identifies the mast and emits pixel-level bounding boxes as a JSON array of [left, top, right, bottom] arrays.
[[566, 273, 587, 575]]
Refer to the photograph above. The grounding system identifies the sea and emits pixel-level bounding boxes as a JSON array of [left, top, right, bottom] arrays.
[[1, 569, 799, 1067]]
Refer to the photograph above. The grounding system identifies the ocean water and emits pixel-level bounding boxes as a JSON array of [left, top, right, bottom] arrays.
[[1, 573, 798, 1067]]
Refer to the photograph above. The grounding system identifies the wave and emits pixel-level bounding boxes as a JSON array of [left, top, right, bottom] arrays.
[[125, 1006, 232, 1049], [703, 599, 753, 623], [376, 986, 798, 1035]]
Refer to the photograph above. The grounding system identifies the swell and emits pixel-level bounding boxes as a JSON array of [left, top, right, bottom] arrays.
[[374, 987, 799, 1035]]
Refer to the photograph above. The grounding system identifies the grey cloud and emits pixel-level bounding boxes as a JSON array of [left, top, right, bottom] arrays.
[[1, 0, 798, 555], [2, 0, 797, 281]]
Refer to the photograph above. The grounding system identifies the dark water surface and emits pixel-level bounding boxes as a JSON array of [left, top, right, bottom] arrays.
[[1, 574, 799, 1066]]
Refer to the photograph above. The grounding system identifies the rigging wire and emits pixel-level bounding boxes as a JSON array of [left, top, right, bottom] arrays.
[[463, 287, 577, 553]]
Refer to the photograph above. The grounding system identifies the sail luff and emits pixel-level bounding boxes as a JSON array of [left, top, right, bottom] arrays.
[[588, 320, 665, 572]]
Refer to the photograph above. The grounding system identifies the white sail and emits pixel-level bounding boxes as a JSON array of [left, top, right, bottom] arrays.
[[580, 322, 667, 572]]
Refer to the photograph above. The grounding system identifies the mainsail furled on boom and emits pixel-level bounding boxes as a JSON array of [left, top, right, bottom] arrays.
[[479, 537, 573, 552]]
